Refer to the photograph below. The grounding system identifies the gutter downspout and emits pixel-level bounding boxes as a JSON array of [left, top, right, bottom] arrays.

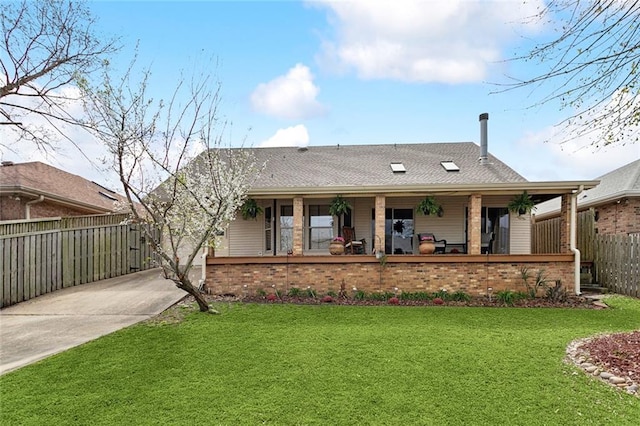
[[570, 185, 584, 295], [25, 195, 45, 219]]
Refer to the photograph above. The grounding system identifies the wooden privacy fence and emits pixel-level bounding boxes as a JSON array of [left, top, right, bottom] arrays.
[[594, 234, 639, 297], [531, 210, 596, 260], [1, 214, 159, 308]]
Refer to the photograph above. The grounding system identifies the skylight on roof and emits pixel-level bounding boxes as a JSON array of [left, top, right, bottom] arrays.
[[390, 162, 406, 173], [440, 161, 460, 172]]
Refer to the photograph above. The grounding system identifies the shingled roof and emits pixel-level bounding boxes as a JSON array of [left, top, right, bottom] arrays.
[[246, 142, 527, 192], [534, 159, 640, 218], [0, 161, 127, 213]]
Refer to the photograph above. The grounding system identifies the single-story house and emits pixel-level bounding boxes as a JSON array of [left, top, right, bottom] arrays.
[[534, 159, 640, 235], [205, 114, 599, 297], [0, 161, 127, 221]]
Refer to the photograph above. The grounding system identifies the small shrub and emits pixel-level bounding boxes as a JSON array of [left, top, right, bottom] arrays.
[[321, 295, 333, 303], [367, 292, 387, 301], [266, 293, 277, 302], [388, 297, 400, 305], [432, 297, 444, 305], [303, 288, 317, 298], [327, 291, 338, 298], [496, 290, 524, 306], [353, 290, 367, 300], [432, 289, 451, 301], [287, 287, 301, 297], [399, 291, 431, 301], [256, 288, 267, 297], [546, 280, 567, 302], [451, 291, 471, 302]]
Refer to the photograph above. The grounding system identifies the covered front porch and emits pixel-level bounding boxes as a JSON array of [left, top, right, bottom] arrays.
[[205, 183, 589, 296]]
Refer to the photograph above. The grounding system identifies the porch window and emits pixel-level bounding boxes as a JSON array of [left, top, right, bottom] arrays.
[[280, 205, 293, 252], [308, 205, 333, 250]]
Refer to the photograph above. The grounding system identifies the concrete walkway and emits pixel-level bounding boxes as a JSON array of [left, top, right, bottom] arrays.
[[0, 268, 189, 375]]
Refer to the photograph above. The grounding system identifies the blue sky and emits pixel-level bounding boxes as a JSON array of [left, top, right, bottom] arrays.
[[3, 0, 639, 186]]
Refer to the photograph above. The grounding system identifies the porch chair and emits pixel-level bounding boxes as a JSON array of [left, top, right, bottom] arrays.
[[418, 233, 447, 254], [342, 227, 366, 254], [481, 232, 494, 254]]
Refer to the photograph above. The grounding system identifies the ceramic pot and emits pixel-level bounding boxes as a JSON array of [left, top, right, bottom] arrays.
[[419, 241, 435, 255]]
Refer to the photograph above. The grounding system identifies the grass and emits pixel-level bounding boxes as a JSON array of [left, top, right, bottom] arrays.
[[1, 296, 639, 425]]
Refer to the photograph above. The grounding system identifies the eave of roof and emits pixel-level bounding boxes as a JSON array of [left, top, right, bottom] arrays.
[[0, 185, 114, 214], [248, 180, 599, 198]]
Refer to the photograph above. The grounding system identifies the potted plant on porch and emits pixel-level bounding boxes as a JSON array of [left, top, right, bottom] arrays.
[[419, 234, 436, 254], [329, 236, 345, 255]]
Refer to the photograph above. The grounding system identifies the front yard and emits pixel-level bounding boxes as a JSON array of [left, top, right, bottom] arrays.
[[1, 297, 639, 425]]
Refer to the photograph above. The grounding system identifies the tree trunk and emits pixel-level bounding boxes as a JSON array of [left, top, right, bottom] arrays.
[[173, 276, 214, 313]]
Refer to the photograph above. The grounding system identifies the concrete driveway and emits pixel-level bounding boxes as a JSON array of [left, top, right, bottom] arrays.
[[0, 268, 189, 375]]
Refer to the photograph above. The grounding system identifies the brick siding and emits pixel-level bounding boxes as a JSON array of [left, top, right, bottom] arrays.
[[0, 196, 96, 220], [595, 198, 640, 235]]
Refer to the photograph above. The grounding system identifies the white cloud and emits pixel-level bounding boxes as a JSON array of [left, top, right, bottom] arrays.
[[258, 125, 310, 148], [311, 0, 545, 83], [250, 64, 327, 120], [511, 126, 640, 181], [0, 85, 119, 187]]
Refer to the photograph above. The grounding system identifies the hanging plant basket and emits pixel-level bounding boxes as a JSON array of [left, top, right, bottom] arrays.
[[329, 195, 352, 217], [417, 196, 443, 216], [241, 198, 263, 220], [507, 191, 535, 216]]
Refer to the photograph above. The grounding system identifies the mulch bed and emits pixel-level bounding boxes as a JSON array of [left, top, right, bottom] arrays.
[[236, 294, 598, 308], [578, 331, 640, 387]]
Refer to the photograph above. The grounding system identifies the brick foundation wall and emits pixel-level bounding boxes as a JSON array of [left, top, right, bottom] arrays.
[[206, 256, 575, 297]]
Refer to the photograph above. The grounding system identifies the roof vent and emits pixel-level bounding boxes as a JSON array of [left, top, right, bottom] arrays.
[[390, 162, 406, 173], [1, 161, 14, 166], [297, 146, 308, 152], [99, 191, 118, 201]]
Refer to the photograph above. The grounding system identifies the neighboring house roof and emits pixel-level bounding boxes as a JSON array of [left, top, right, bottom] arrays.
[[534, 159, 640, 219], [0, 161, 127, 214], [237, 143, 597, 197]]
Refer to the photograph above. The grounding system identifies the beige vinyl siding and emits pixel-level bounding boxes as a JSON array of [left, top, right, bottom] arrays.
[[414, 196, 467, 249], [226, 203, 267, 256], [352, 197, 374, 253], [510, 212, 531, 254]]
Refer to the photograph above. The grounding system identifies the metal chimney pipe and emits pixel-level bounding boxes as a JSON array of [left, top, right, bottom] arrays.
[[479, 113, 489, 165]]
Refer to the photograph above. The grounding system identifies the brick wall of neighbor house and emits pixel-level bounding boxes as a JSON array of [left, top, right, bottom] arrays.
[[206, 259, 574, 297], [0, 197, 97, 220], [595, 199, 640, 235], [0, 196, 24, 220]]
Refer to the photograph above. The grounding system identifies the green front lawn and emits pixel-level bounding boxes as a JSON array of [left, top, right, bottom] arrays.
[[1, 296, 639, 425]]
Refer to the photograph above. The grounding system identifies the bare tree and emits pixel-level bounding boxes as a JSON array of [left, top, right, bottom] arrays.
[[1, 0, 118, 151], [80, 61, 261, 313], [504, 0, 640, 147]]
